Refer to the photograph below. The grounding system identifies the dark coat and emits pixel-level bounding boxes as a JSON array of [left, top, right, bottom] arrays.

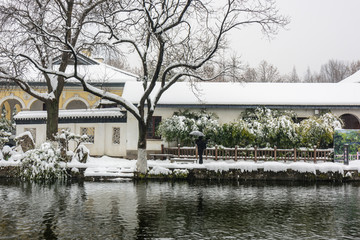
[[195, 137, 207, 152]]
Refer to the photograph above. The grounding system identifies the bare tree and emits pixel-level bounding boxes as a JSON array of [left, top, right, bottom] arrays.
[[256, 60, 281, 82], [68, 0, 288, 173], [287, 66, 300, 83], [349, 60, 360, 75], [242, 66, 258, 82], [319, 59, 350, 83], [303, 67, 314, 83], [0, 0, 106, 140], [204, 53, 244, 82]]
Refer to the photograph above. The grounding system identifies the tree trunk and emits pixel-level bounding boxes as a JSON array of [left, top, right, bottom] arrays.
[[136, 121, 148, 174], [46, 99, 59, 141]]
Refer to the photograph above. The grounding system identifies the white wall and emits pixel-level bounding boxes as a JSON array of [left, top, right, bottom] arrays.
[[16, 122, 127, 157], [104, 123, 127, 157]]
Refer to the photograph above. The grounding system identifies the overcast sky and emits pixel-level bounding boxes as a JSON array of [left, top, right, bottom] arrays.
[[228, 0, 360, 77]]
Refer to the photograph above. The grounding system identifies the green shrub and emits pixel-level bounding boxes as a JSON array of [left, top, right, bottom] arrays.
[[299, 113, 342, 148], [216, 121, 255, 147]]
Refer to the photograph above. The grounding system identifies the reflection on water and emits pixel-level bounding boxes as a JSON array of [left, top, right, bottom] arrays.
[[1, 179, 360, 239]]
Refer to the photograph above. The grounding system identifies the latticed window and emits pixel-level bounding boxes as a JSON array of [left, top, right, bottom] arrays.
[[112, 127, 121, 144], [24, 128, 36, 143], [80, 127, 95, 143]]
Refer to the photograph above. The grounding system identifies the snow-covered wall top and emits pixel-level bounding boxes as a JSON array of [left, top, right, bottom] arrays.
[[14, 108, 125, 120], [122, 81, 360, 107]]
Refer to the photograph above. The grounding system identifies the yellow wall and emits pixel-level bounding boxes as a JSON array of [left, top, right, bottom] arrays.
[[0, 87, 123, 120]]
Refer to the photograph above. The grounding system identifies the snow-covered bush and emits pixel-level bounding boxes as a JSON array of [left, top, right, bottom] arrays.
[[158, 110, 220, 146], [265, 115, 299, 148], [0, 129, 11, 149], [19, 142, 66, 181], [72, 144, 90, 163], [0, 115, 13, 149], [55, 129, 89, 162], [299, 113, 342, 148], [243, 107, 299, 148], [216, 120, 255, 147], [157, 115, 197, 145], [1, 145, 14, 160], [159, 107, 342, 149]]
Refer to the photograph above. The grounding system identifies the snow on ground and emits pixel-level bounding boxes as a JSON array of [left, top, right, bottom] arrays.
[[1, 155, 360, 177]]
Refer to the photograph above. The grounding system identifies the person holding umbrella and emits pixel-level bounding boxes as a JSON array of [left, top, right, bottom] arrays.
[[191, 131, 207, 164]]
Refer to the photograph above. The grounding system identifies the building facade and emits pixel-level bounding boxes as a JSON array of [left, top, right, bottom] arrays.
[[3, 61, 360, 158], [0, 54, 138, 120]]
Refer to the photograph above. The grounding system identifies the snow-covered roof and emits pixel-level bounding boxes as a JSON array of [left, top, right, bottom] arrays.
[[338, 70, 360, 84], [63, 61, 139, 83], [122, 81, 360, 108], [14, 108, 125, 121], [25, 54, 139, 84]]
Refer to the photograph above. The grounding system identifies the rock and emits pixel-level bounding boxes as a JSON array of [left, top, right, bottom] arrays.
[[15, 131, 35, 153]]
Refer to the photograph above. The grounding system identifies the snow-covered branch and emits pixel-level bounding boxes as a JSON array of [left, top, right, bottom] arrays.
[[77, 76, 141, 120]]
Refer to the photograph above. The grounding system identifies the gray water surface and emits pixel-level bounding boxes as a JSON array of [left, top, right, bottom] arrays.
[[1, 179, 360, 240]]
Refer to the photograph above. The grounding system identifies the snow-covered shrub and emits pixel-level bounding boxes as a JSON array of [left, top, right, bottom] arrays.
[[72, 144, 89, 163], [195, 114, 220, 146], [0, 115, 13, 149], [265, 115, 300, 148], [243, 107, 299, 148], [1, 145, 14, 160], [0, 129, 11, 149], [157, 115, 197, 145], [159, 107, 342, 149], [148, 166, 172, 175], [299, 113, 342, 148], [158, 110, 220, 146], [216, 120, 255, 147], [19, 142, 66, 181], [55, 129, 89, 162]]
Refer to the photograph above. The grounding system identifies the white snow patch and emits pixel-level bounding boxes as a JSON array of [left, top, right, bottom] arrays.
[[148, 166, 172, 175]]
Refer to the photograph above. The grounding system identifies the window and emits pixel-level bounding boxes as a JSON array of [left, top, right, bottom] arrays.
[[147, 116, 162, 139], [24, 128, 36, 143], [112, 127, 121, 144], [80, 127, 95, 143]]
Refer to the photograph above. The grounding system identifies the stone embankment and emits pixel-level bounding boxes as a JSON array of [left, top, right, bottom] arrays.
[[1, 165, 359, 182]]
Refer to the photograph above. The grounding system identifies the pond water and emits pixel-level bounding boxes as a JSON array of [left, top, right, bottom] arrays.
[[1, 179, 360, 240]]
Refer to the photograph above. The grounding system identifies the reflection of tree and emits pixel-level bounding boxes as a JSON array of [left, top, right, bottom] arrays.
[[42, 212, 58, 240], [135, 182, 158, 239], [197, 190, 203, 214], [133, 181, 347, 239]]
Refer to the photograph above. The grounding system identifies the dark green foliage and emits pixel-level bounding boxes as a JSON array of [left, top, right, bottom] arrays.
[[215, 121, 255, 147]]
